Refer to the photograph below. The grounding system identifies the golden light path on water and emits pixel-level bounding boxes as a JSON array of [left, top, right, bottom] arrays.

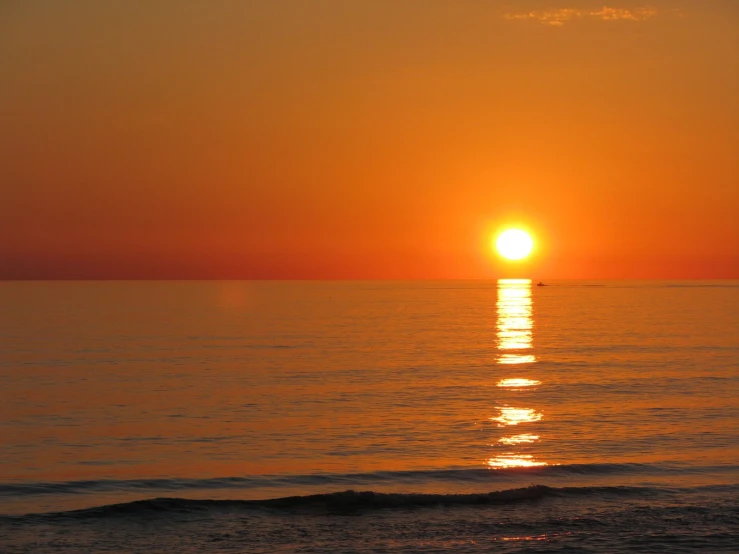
[[497, 378, 541, 388], [487, 455, 548, 469], [498, 434, 539, 445], [487, 279, 549, 469], [497, 354, 537, 365], [492, 407, 543, 426]]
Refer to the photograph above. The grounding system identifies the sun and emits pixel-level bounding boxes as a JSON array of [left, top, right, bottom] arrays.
[[495, 229, 534, 260]]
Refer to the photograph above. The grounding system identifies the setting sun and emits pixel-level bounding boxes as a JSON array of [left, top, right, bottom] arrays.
[[495, 229, 534, 261]]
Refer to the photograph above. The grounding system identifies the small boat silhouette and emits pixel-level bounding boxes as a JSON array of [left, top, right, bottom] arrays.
[[536, 282, 547, 287]]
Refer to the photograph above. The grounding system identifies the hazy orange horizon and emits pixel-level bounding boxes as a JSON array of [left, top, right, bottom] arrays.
[[2, 1, 737, 279]]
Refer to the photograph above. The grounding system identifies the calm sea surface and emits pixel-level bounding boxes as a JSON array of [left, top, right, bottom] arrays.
[[1, 280, 737, 552]]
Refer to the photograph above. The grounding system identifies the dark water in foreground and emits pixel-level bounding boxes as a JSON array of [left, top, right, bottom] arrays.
[[1, 280, 737, 552]]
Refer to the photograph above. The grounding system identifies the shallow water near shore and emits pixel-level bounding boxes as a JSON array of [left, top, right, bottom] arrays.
[[1, 280, 738, 552]]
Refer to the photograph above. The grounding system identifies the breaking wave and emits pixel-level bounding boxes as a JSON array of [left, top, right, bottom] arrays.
[[6, 484, 683, 520], [2, 462, 735, 497]]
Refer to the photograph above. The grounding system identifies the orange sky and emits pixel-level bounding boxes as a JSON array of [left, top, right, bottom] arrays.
[[1, 1, 737, 279]]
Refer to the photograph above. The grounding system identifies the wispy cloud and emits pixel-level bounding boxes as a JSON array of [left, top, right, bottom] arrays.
[[504, 6, 660, 26]]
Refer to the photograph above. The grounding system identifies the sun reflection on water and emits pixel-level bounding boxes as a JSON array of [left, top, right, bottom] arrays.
[[492, 407, 543, 426], [497, 354, 537, 364], [497, 434, 539, 444], [489, 278, 549, 470], [497, 378, 541, 388], [486, 455, 548, 468], [496, 279, 535, 363]]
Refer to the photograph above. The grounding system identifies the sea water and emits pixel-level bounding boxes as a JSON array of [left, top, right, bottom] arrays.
[[0, 280, 737, 552]]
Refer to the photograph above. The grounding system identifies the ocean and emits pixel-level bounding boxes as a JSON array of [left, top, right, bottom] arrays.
[[1, 280, 737, 553]]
